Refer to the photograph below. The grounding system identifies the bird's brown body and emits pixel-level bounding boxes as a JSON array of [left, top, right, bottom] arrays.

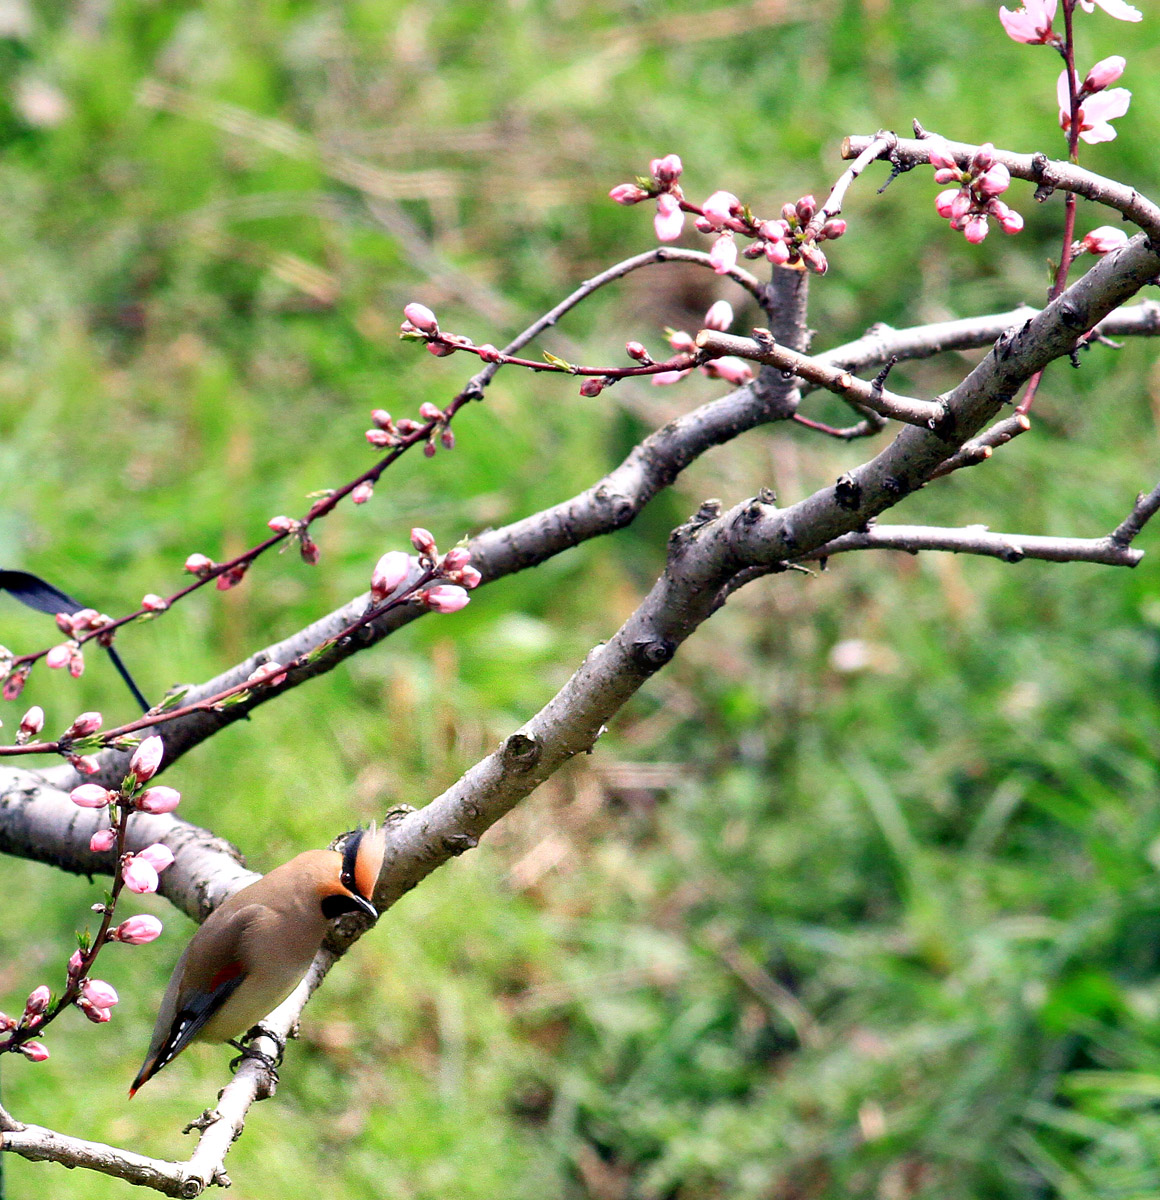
[[131, 829, 384, 1096]]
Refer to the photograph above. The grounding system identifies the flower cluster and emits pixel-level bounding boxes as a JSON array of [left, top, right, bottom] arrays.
[[365, 393, 455, 461], [369, 529, 481, 617], [926, 140, 1024, 244], [649, 300, 755, 388], [609, 156, 847, 276]]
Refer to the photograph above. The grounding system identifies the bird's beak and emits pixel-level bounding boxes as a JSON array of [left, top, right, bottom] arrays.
[[351, 892, 378, 920]]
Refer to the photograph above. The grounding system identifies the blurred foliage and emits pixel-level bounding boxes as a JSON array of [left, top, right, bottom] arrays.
[[1, 0, 1160, 1197]]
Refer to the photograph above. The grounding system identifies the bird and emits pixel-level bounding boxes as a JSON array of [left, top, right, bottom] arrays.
[[130, 824, 385, 1097]]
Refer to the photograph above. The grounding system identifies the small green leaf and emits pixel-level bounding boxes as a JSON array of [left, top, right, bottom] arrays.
[[542, 351, 576, 373]]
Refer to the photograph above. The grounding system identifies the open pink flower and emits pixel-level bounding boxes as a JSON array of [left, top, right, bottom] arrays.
[[999, 0, 1057, 43], [1059, 69, 1131, 143], [1078, 0, 1141, 19]]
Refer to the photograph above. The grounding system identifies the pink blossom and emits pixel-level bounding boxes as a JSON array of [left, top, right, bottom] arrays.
[[184, 553, 214, 576], [702, 357, 755, 386], [24, 985, 50, 1016], [997, 209, 1025, 234], [701, 191, 741, 229], [138, 843, 175, 873], [1084, 55, 1126, 93], [977, 164, 1010, 198], [79, 1002, 112, 1023], [73, 755, 100, 775], [122, 856, 159, 894], [964, 216, 990, 244], [137, 786, 181, 814], [1082, 225, 1129, 253], [609, 183, 649, 205], [113, 915, 163, 944], [476, 344, 502, 363], [267, 515, 296, 533], [443, 548, 472, 572], [67, 950, 84, 976], [924, 137, 959, 170], [668, 329, 696, 353], [820, 219, 847, 240], [403, 303, 439, 333], [934, 188, 959, 219], [366, 428, 392, 447], [81, 978, 118, 1009], [71, 784, 113, 809], [651, 369, 692, 386], [66, 711, 103, 738], [129, 735, 164, 783], [17, 705, 44, 744], [351, 482, 374, 504], [141, 593, 168, 612], [650, 154, 683, 184], [45, 643, 72, 669], [704, 301, 734, 331], [19, 1042, 49, 1061], [654, 193, 684, 242], [419, 402, 443, 421], [1078, 0, 1141, 18], [90, 828, 117, 852], [458, 565, 482, 590], [371, 551, 412, 601], [950, 191, 972, 221], [709, 233, 738, 275], [371, 409, 392, 428], [411, 527, 437, 556], [764, 239, 791, 265], [422, 584, 470, 614], [1059, 70, 1131, 143], [1000, 0, 1058, 43]]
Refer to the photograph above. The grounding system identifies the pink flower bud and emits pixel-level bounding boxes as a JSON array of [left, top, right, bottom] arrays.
[[403, 303, 438, 333], [141, 593, 168, 612], [702, 356, 755, 386], [129, 735, 164, 783], [443, 548, 472, 572], [184, 553, 214, 576], [55, 612, 75, 635], [765, 238, 791, 265], [3, 667, 29, 701], [19, 1042, 49, 1061], [971, 144, 995, 173], [114, 915, 163, 944], [25, 985, 50, 1016], [781, 202, 799, 225], [668, 329, 696, 353], [950, 191, 972, 221], [964, 215, 990, 244], [933, 167, 958, 185], [427, 341, 456, 357], [440, 427, 455, 450], [1083, 55, 1125, 94], [68, 950, 85, 976], [458, 565, 482, 590], [422, 584, 470, 614], [477, 344, 502, 363], [625, 340, 651, 362], [90, 828, 117, 852], [299, 535, 320, 565], [820, 219, 847, 240], [934, 188, 959, 218], [419, 402, 443, 421], [651, 369, 692, 386], [366, 428, 392, 447], [79, 1001, 112, 1023], [579, 377, 606, 397], [0, 1012, 14, 1032], [371, 409, 393, 429], [82, 978, 118, 1008], [609, 183, 649, 205], [68, 646, 85, 678], [651, 154, 683, 184], [73, 754, 100, 775], [66, 711, 103, 738], [371, 551, 411, 601], [71, 784, 113, 809], [411, 527, 437, 556], [654, 193, 684, 243], [46, 643, 72, 670], [709, 233, 737, 275], [351, 482, 374, 504], [701, 191, 741, 229], [795, 194, 817, 222], [977, 164, 1010, 198], [137, 786, 181, 814], [122, 856, 159, 894], [704, 301, 734, 331], [925, 137, 959, 170], [266, 515, 295, 534], [998, 209, 1024, 234], [17, 705, 44, 744], [1081, 225, 1128, 253]]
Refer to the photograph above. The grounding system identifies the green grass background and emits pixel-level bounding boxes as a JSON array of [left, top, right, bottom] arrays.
[[2, 1, 1160, 1196]]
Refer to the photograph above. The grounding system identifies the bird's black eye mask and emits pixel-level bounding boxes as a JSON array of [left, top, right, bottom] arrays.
[[340, 828, 365, 899]]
